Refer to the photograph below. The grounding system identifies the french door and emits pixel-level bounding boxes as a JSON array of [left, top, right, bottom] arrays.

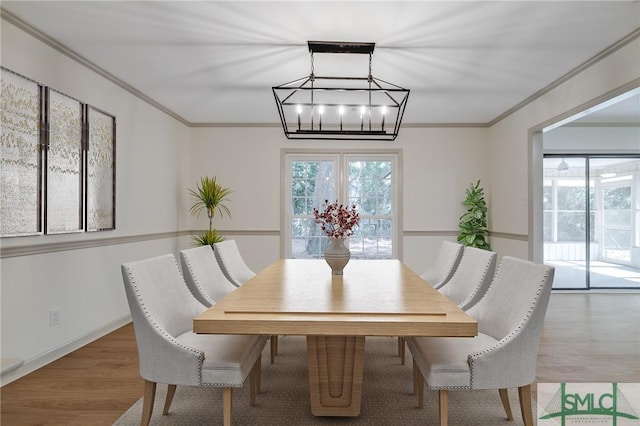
[[284, 152, 399, 259]]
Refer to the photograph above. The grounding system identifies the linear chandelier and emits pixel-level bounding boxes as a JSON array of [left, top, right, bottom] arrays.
[[272, 41, 410, 141]]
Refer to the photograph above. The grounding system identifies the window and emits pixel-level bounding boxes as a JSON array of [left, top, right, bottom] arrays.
[[284, 151, 400, 259], [0, 67, 115, 237]]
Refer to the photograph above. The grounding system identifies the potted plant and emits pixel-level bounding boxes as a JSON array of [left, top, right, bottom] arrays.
[[457, 180, 491, 250], [189, 176, 232, 246]]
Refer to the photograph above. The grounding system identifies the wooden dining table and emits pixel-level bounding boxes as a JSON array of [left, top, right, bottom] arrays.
[[193, 258, 477, 417]]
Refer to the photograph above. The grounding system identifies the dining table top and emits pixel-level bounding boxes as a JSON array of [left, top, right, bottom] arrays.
[[193, 258, 478, 337]]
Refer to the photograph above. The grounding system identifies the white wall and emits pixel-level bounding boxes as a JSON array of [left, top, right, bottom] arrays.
[[188, 126, 489, 274], [1, 18, 190, 384], [488, 37, 640, 260]]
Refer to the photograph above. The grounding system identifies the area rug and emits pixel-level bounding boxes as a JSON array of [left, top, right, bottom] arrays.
[[115, 336, 531, 425]]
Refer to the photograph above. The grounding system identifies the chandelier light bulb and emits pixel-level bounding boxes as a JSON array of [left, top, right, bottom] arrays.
[[272, 41, 410, 140]]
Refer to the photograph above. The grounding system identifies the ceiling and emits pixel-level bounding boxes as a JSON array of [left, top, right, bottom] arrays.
[[2, 1, 639, 126]]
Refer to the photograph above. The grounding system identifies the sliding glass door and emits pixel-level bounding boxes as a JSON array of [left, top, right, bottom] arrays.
[[543, 155, 640, 289], [543, 157, 589, 289]]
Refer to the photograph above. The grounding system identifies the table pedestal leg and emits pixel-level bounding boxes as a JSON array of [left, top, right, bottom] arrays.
[[306, 335, 365, 416]]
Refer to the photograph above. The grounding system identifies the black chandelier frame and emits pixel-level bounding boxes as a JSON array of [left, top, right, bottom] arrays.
[[272, 41, 410, 141]]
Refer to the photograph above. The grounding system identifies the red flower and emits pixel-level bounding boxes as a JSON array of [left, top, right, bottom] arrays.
[[313, 199, 360, 239]]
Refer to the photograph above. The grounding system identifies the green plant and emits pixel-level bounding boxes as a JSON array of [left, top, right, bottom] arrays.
[[188, 176, 232, 246], [457, 180, 491, 250], [191, 229, 224, 246]]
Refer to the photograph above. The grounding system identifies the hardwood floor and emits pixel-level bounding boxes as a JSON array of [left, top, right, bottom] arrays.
[[536, 293, 640, 384], [1, 324, 143, 425], [1, 293, 638, 425]]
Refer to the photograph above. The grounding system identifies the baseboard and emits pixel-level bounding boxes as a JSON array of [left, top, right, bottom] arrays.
[[0, 358, 24, 376], [0, 315, 132, 387]]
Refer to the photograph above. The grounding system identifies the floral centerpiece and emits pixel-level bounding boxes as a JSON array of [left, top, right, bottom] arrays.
[[313, 199, 360, 239], [313, 200, 360, 275]]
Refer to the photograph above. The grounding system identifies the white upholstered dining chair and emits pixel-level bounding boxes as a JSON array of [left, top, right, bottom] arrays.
[[420, 241, 464, 289], [181, 245, 277, 363], [213, 240, 256, 287], [180, 245, 238, 307], [436, 246, 496, 311], [121, 254, 268, 426], [398, 246, 497, 365], [213, 239, 279, 360], [399, 241, 465, 362], [406, 256, 554, 426]]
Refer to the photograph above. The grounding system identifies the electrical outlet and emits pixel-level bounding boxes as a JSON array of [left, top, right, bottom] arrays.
[[49, 308, 61, 327]]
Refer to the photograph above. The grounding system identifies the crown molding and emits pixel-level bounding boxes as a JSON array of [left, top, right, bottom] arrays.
[[530, 78, 640, 133], [189, 122, 281, 128], [2, 8, 637, 130], [0, 8, 191, 126], [488, 28, 640, 127]]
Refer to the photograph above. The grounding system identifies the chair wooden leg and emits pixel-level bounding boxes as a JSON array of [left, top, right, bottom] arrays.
[[255, 354, 262, 393], [223, 387, 233, 426], [162, 384, 177, 415], [270, 335, 277, 363], [438, 389, 449, 426], [413, 359, 424, 408], [518, 384, 534, 426], [141, 380, 156, 426], [248, 354, 262, 405], [412, 359, 418, 395], [499, 388, 513, 420], [250, 374, 256, 407], [397, 337, 405, 364]]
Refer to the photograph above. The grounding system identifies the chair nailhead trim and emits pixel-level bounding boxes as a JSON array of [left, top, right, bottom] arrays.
[[216, 248, 241, 286], [459, 255, 493, 308], [468, 267, 552, 389], [183, 256, 216, 306], [125, 255, 205, 383]]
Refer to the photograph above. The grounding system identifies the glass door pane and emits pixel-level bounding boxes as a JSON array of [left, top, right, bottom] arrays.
[[589, 157, 640, 288], [346, 158, 394, 259], [543, 157, 589, 289], [288, 157, 337, 258]]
